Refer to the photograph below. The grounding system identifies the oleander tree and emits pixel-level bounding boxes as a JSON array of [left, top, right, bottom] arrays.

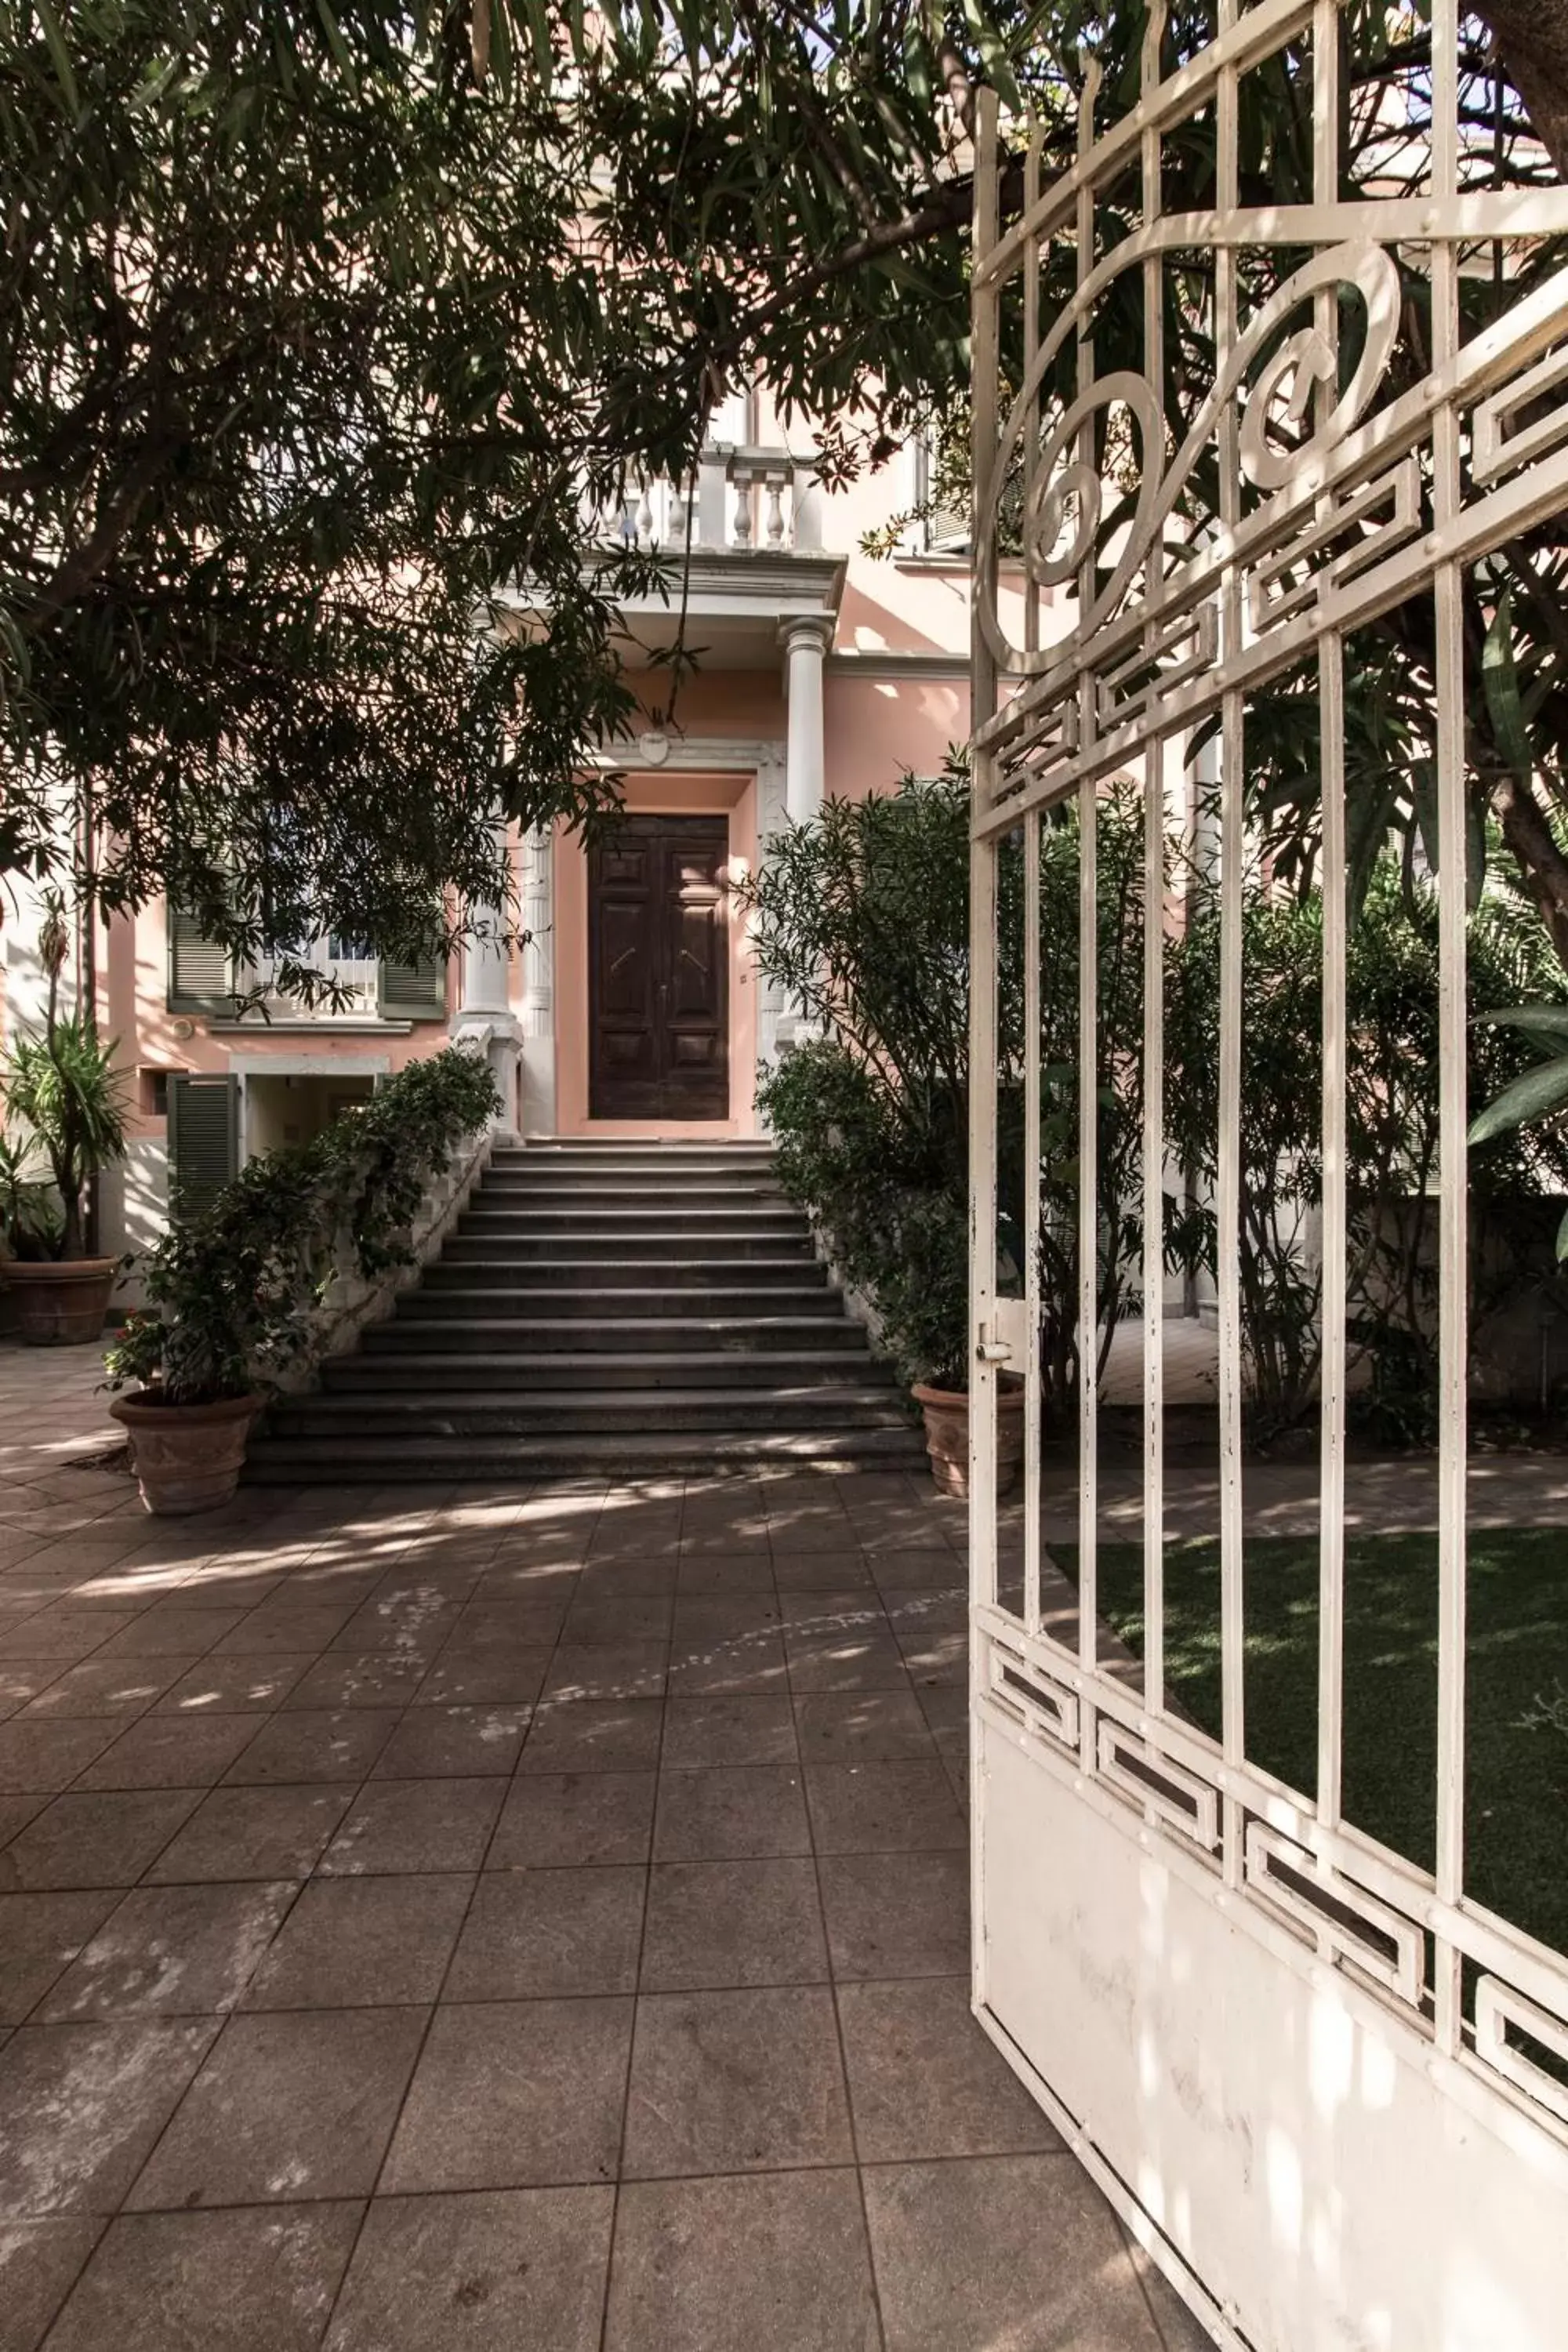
[[4, 1, 1565, 991]]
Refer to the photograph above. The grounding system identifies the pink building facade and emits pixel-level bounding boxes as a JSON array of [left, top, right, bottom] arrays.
[[3, 400, 1038, 1279]]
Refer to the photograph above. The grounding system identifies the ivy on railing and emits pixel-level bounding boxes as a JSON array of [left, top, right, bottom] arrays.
[[105, 1047, 499, 1405]]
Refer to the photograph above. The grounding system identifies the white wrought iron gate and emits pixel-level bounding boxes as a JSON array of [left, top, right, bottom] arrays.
[[967, 8, 1568, 2346]]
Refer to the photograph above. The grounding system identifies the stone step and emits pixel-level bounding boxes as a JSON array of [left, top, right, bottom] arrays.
[[245, 1425, 929, 1481], [267, 1386, 913, 1437], [459, 1207, 807, 1234], [440, 1233, 817, 1265], [472, 1195, 789, 1214], [361, 1315, 871, 1355], [421, 1257, 829, 1290], [398, 1285, 844, 1323], [489, 1145, 776, 1169], [321, 1349, 887, 1392]]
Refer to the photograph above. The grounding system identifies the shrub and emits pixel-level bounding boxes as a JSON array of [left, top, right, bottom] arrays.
[[104, 1046, 498, 1404], [746, 760, 1196, 1403]]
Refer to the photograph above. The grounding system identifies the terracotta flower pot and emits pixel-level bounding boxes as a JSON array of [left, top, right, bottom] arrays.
[[912, 1377, 1025, 1500], [3, 1255, 119, 1345], [110, 1390, 264, 1515]]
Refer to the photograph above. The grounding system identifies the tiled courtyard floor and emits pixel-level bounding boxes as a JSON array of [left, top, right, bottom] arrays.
[[0, 1345, 1212, 2352], [8, 1344, 1567, 2349]]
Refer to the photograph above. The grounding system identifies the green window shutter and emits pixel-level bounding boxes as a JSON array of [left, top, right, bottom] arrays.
[[377, 950, 448, 1022], [167, 1074, 239, 1218], [168, 907, 231, 1011]]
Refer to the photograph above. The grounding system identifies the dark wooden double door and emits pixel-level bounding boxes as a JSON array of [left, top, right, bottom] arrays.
[[589, 815, 730, 1120]]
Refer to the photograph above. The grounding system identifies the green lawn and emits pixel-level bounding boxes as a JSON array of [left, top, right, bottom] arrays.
[[1076, 1533, 1568, 1958]]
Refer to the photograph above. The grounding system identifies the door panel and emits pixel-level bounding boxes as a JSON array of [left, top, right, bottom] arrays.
[[590, 816, 729, 1119]]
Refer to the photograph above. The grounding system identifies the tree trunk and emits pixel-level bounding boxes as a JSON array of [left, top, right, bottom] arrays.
[[1478, 0, 1568, 180], [1494, 770, 1568, 968]]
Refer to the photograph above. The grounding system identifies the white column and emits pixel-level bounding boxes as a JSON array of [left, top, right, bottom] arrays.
[[780, 615, 833, 827], [451, 815, 523, 1137], [518, 826, 557, 1138]]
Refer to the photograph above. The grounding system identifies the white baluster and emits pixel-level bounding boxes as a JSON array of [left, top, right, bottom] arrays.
[[731, 479, 752, 550], [764, 477, 786, 548], [635, 480, 655, 549]]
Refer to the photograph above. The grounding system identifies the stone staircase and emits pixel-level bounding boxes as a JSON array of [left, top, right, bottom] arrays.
[[245, 1139, 926, 1480]]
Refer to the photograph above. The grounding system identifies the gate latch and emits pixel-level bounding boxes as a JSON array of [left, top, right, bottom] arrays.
[[975, 1300, 1026, 1365]]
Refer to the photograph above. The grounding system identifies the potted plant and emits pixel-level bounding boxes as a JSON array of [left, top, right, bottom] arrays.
[[105, 1298, 264, 1516], [105, 1044, 499, 1512], [0, 1008, 129, 1344]]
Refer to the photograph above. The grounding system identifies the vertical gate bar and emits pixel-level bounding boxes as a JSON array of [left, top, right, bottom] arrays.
[[1076, 58, 1102, 1704], [1215, 0, 1246, 1877], [1025, 810, 1043, 1635], [1022, 116, 1044, 1639], [1141, 6, 1167, 1715], [1314, 0, 1347, 1834], [968, 85, 1002, 2020], [1143, 740, 1165, 1714], [1431, 0, 1468, 2061]]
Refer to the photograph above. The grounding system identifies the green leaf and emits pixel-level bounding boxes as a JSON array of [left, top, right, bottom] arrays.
[[1467, 1056, 1568, 1148], [1472, 1004, 1568, 1044], [31, 0, 81, 117], [1483, 590, 1534, 784]]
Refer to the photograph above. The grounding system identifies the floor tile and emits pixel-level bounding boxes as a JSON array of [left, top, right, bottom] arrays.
[[487, 1772, 655, 1867], [0, 1891, 124, 2024], [661, 1696, 797, 1769], [896, 1630, 967, 1685], [0, 1609, 132, 1661], [0, 2216, 103, 2352], [370, 1704, 530, 1779], [770, 1552, 877, 1589], [794, 1690, 934, 1763], [414, 1646, 551, 1707], [93, 1607, 249, 1657], [867, 1552, 965, 1592], [862, 2153, 1166, 2351], [517, 1700, 663, 1775], [804, 1762, 966, 1854], [0, 1717, 121, 1795], [282, 1653, 430, 1710], [604, 2169, 876, 2352], [36, 1882, 295, 2022], [640, 1860, 826, 1991], [1128, 2245, 1221, 2351], [43, 2202, 361, 2351], [667, 1628, 789, 1695], [382, 1997, 632, 2191], [673, 1555, 775, 1594], [0, 2020, 216, 2215], [74, 1713, 258, 1792], [446, 1867, 645, 2000], [144, 1781, 356, 1883], [127, 2006, 427, 2209], [222, 1708, 397, 1786], [17, 1655, 191, 1719], [0, 1790, 201, 1892], [153, 1654, 315, 1714], [542, 1644, 668, 1704], [837, 1978, 1061, 2161], [447, 1602, 569, 1651], [672, 1597, 783, 1643], [785, 1625, 911, 1693], [818, 1851, 970, 1979], [320, 1778, 503, 1875], [242, 1874, 474, 2009], [561, 1597, 673, 1646], [324, 2187, 614, 2352], [622, 1985, 852, 2177], [652, 1766, 811, 1860], [212, 1606, 355, 1656]]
